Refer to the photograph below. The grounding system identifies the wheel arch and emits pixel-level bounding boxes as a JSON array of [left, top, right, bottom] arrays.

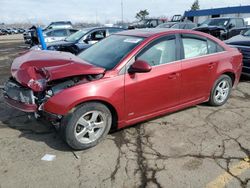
[[220, 71, 236, 86], [71, 99, 119, 130]]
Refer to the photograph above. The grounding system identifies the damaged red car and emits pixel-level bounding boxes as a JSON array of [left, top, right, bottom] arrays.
[[3, 29, 242, 150]]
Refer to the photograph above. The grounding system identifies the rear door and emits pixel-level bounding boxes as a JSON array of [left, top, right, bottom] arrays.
[[180, 34, 211, 103]]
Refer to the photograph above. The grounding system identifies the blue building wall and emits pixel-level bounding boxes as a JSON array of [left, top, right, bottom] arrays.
[[184, 5, 250, 17]]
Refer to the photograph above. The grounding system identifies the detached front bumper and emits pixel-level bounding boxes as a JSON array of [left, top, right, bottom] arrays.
[[2, 79, 38, 113], [3, 95, 37, 112]]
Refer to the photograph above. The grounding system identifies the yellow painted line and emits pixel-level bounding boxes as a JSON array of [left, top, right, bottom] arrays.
[[206, 158, 250, 188]]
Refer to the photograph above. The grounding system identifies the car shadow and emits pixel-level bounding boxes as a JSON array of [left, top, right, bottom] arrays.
[[0, 99, 73, 152]]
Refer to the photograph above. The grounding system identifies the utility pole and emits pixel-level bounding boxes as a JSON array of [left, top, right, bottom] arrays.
[[121, 0, 124, 25]]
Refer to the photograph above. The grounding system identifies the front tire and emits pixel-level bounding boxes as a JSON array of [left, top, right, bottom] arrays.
[[61, 102, 112, 150], [209, 75, 232, 106]]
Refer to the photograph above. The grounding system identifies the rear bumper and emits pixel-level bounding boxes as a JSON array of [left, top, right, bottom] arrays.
[[3, 94, 37, 112]]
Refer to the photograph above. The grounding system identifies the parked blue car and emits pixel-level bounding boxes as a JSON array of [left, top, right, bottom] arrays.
[[225, 29, 250, 76]]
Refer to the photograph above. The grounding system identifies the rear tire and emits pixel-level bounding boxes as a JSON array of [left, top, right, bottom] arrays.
[[61, 102, 112, 150], [209, 75, 232, 106]]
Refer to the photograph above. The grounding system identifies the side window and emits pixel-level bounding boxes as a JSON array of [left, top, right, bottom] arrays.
[[179, 23, 186, 29], [69, 29, 77, 35], [53, 29, 67, 37], [171, 24, 180, 29], [182, 37, 208, 59], [236, 19, 244, 27], [108, 28, 123, 35], [137, 38, 176, 66], [207, 40, 217, 54], [207, 39, 225, 54], [150, 20, 157, 27], [158, 20, 164, 25], [229, 19, 237, 28], [91, 30, 106, 41], [185, 23, 196, 29], [45, 31, 53, 37]]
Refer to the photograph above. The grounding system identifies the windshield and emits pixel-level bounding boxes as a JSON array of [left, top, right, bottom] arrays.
[[78, 35, 144, 70], [65, 29, 90, 42], [200, 19, 229, 27], [243, 29, 250, 36]]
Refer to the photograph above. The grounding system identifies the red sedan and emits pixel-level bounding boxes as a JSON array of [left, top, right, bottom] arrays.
[[3, 29, 242, 149]]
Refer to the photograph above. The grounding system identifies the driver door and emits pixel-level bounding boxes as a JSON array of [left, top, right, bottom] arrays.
[[124, 35, 181, 121]]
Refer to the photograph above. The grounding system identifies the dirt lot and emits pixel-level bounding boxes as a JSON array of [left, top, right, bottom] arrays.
[[0, 35, 250, 188]]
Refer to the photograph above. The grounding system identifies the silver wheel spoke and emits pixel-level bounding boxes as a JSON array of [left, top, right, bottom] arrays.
[[215, 94, 221, 100], [89, 131, 97, 141], [76, 128, 88, 140], [77, 117, 88, 127], [221, 81, 226, 88], [90, 111, 99, 122], [94, 121, 105, 129]]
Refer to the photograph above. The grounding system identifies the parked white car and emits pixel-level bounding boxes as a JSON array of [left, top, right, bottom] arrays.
[[43, 28, 78, 43]]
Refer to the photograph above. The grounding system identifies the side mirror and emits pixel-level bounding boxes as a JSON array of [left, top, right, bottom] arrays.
[[84, 35, 91, 43], [128, 60, 152, 74]]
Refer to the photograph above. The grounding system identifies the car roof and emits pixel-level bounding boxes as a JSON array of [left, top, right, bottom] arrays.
[[208, 17, 240, 20], [79, 27, 124, 31], [116, 28, 180, 38], [116, 28, 221, 39]]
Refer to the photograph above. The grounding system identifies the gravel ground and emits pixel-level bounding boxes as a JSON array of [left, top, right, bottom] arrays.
[[0, 36, 250, 188]]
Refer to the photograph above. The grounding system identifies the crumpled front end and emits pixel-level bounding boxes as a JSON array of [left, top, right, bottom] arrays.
[[3, 78, 38, 112]]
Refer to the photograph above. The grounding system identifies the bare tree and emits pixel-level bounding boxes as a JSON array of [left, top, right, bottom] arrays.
[[191, 0, 200, 10], [135, 9, 149, 21]]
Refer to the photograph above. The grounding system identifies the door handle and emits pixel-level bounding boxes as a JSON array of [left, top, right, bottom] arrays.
[[208, 62, 216, 69], [168, 72, 179, 79]]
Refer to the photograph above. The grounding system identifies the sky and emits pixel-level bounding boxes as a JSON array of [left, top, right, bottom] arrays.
[[0, 0, 250, 24]]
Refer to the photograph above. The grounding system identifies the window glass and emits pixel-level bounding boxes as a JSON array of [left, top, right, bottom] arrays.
[[182, 38, 208, 58], [69, 29, 78, 34], [108, 28, 123, 35], [207, 39, 217, 54], [236, 19, 244, 27], [91, 30, 106, 40], [45, 31, 53, 37], [137, 39, 176, 66], [185, 23, 196, 29], [150, 20, 157, 27], [158, 20, 164, 25], [53, 29, 67, 37], [217, 45, 224, 52], [229, 19, 236, 28], [207, 39, 224, 53]]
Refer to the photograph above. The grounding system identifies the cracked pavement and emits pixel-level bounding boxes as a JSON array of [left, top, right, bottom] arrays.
[[0, 36, 250, 188]]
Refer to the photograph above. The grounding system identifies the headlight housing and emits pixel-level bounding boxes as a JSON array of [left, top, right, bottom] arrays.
[[27, 79, 47, 92]]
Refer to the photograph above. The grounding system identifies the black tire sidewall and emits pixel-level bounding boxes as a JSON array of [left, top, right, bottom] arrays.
[[209, 75, 232, 106], [62, 102, 112, 150]]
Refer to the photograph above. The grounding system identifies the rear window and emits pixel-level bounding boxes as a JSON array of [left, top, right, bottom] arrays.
[[207, 39, 224, 54]]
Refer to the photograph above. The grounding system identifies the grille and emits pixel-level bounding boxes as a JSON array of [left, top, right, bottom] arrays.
[[4, 79, 35, 104]]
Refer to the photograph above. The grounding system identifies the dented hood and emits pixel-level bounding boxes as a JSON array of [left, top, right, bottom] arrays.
[[11, 50, 105, 90]]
